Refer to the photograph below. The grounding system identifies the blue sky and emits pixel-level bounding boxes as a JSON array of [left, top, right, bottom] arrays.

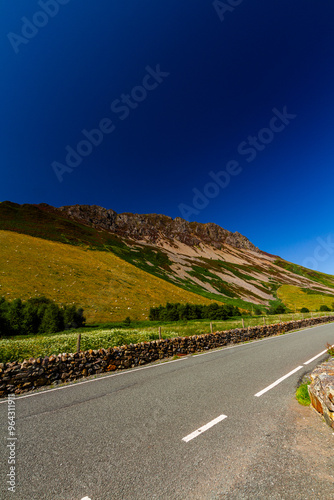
[[1, 1, 334, 272]]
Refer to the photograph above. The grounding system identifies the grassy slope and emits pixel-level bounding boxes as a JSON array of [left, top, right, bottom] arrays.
[[0, 230, 216, 322], [277, 284, 334, 311], [274, 259, 334, 289], [0, 202, 257, 309]]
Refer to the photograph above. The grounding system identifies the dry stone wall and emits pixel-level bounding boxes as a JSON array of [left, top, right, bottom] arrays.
[[308, 357, 334, 429], [1, 316, 333, 397]]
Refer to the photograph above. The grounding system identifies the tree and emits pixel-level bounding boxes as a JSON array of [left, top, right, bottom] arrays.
[[180, 303, 192, 321], [22, 302, 40, 334], [192, 305, 203, 320], [63, 305, 85, 329], [39, 303, 65, 334], [164, 302, 180, 321], [300, 307, 309, 313], [268, 303, 286, 315], [0, 297, 85, 336], [0, 298, 10, 336], [123, 316, 131, 326], [230, 305, 241, 317], [37, 303, 50, 332], [149, 306, 159, 321], [27, 296, 52, 307], [7, 299, 24, 335], [208, 303, 219, 320], [74, 307, 85, 327], [63, 305, 77, 329], [320, 305, 331, 312]]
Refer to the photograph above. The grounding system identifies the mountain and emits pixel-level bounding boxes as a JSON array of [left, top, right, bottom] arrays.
[[1, 201, 334, 322]]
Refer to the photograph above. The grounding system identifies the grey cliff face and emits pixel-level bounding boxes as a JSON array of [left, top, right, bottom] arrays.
[[58, 204, 259, 252]]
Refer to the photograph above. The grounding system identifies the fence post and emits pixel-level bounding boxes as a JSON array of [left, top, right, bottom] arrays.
[[76, 333, 81, 353], [263, 316, 266, 325], [210, 322, 213, 333], [242, 318, 245, 328], [159, 326, 162, 340]]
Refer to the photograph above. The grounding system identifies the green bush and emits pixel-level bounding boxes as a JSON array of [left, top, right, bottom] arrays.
[[268, 303, 287, 315], [149, 302, 241, 322], [320, 305, 331, 312], [300, 307, 309, 313]]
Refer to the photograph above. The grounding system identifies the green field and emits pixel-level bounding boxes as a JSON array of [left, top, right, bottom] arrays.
[[1, 311, 332, 363], [277, 285, 334, 311]]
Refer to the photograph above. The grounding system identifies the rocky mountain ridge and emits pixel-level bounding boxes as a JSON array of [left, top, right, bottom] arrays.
[[58, 204, 259, 252]]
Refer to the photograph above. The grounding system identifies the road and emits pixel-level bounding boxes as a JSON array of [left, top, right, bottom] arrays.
[[1, 323, 334, 500]]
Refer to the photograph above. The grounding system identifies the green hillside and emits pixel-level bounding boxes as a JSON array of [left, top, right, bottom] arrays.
[[0, 202, 258, 309], [2, 201, 334, 315], [278, 285, 334, 311], [0, 230, 216, 322]]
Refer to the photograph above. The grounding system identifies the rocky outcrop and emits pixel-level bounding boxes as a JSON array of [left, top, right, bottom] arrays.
[[1, 316, 333, 397], [57, 204, 259, 251], [308, 358, 334, 429], [58, 204, 118, 232]]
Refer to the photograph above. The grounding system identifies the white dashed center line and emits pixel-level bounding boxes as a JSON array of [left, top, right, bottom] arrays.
[[182, 414, 227, 443]]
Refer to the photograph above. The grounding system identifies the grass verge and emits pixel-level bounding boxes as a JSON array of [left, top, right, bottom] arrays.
[[296, 379, 311, 406]]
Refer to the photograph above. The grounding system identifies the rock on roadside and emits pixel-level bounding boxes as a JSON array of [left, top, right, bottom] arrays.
[[308, 357, 334, 429]]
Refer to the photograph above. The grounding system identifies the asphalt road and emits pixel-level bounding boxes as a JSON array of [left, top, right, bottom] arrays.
[[1, 323, 334, 500]]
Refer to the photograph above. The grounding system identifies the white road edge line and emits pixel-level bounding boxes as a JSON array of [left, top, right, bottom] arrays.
[[182, 414, 227, 443], [303, 349, 328, 365], [255, 366, 303, 397]]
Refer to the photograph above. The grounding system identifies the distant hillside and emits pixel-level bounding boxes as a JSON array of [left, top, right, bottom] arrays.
[[0, 231, 215, 322], [1, 201, 334, 320]]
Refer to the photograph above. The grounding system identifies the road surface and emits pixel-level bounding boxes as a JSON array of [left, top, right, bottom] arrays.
[[1, 322, 334, 499]]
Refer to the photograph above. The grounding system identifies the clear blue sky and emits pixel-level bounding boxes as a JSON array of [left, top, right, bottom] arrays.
[[1, 1, 334, 272]]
